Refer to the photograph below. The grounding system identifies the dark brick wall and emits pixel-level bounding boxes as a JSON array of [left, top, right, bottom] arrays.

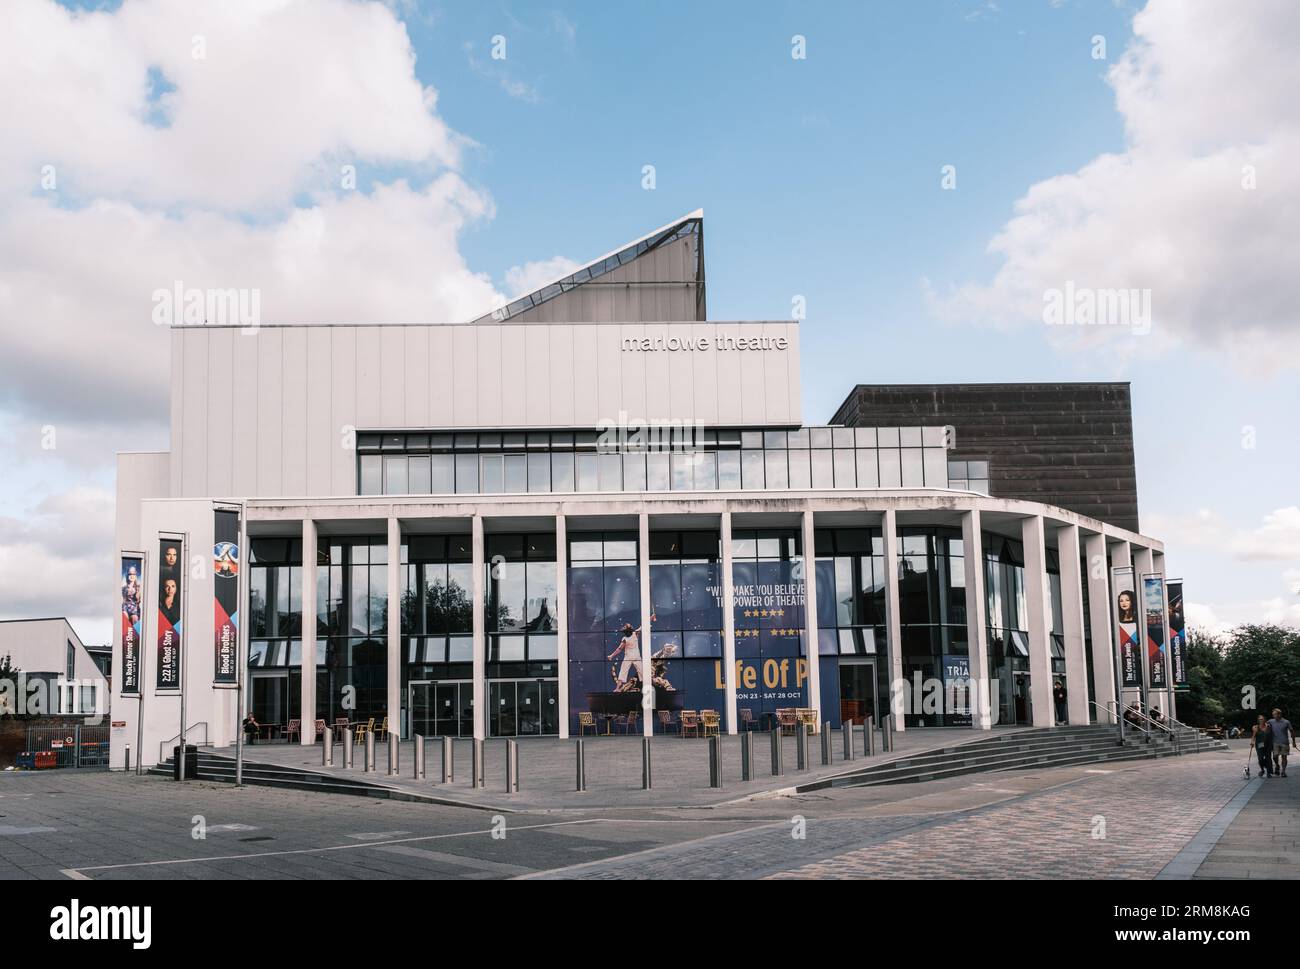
[[830, 383, 1139, 531]]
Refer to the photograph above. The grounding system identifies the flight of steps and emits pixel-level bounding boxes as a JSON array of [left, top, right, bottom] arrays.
[[805, 723, 1228, 790], [147, 750, 447, 803]]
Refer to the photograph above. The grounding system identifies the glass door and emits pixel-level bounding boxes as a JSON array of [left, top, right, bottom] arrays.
[[490, 681, 519, 737], [517, 680, 541, 735], [251, 671, 289, 731], [838, 660, 876, 726], [540, 680, 559, 735], [408, 681, 435, 737]]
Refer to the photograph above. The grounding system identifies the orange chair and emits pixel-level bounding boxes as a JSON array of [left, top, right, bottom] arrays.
[[700, 710, 721, 738], [578, 712, 597, 736]]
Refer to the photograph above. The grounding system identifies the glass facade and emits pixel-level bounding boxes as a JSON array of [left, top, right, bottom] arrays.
[[649, 530, 725, 731], [316, 538, 387, 729], [484, 533, 559, 737], [248, 538, 304, 730], [401, 534, 474, 737], [357, 426, 951, 497], [897, 528, 969, 728], [814, 528, 887, 729], [566, 532, 641, 735], [731, 529, 809, 724]]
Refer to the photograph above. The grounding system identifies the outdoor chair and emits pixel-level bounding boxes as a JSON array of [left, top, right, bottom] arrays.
[[578, 712, 597, 736], [283, 718, 301, 743], [656, 710, 678, 734], [776, 709, 798, 736], [354, 717, 375, 745], [797, 709, 818, 734], [313, 719, 326, 740], [700, 710, 721, 738], [621, 709, 640, 735], [739, 708, 757, 732], [679, 710, 700, 739]]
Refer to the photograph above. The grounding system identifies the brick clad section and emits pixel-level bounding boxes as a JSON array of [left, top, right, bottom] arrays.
[[830, 383, 1139, 531]]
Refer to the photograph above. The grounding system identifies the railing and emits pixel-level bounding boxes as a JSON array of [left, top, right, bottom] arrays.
[[1088, 700, 1127, 744], [159, 722, 209, 763]]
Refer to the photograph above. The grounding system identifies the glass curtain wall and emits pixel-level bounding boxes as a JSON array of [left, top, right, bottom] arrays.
[[401, 534, 474, 737], [248, 538, 303, 731], [896, 528, 968, 727], [566, 532, 640, 735], [317, 538, 388, 731], [731, 529, 809, 725], [814, 528, 887, 729], [649, 530, 724, 732], [485, 533, 559, 737], [985, 534, 1030, 725]]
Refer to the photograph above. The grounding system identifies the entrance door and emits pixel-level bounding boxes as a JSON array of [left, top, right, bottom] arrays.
[[251, 671, 289, 729], [406, 680, 473, 737], [1012, 671, 1033, 725], [838, 660, 876, 726], [488, 679, 560, 737], [490, 681, 519, 737], [409, 681, 436, 737]]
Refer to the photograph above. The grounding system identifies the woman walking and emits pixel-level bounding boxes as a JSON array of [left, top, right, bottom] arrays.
[[1250, 714, 1274, 778]]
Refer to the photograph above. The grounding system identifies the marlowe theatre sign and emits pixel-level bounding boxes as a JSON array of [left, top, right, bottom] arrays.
[[621, 332, 789, 353]]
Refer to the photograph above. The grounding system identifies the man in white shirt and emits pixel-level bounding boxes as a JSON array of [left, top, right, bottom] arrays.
[[608, 616, 655, 688]]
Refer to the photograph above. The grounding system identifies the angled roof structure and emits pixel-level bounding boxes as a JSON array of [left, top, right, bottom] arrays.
[[468, 210, 705, 325]]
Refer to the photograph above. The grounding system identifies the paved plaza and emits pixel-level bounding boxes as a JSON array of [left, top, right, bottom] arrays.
[[0, 742, 1278, 880]]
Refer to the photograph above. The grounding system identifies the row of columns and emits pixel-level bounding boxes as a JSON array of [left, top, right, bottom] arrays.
[[292, 507, 1158, 742]]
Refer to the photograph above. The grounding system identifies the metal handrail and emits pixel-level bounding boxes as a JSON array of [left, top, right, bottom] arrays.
[[1087, 699, 1118, 725], [159, 722, 209, 762]]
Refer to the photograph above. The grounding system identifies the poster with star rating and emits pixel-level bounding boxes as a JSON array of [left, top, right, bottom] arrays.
[[729, 558, 809, 718]]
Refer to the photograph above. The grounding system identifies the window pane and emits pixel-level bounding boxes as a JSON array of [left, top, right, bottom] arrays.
[[407, 454, 431, 494], [764, 450, 789, 489], [455, 454, 479, 493], [383, 455, 408, 494], [551, 452, 575, 492], [812, 450, 834, 488], [575, 453, 598, 492], [503, 454, 527, 493], [741, 450, 765, 489], [693, 451, 717, 490], [480, 454, 503, 494], [923, 447, 947, 487], [430, 454, 454, 493], [646, 452, 670, 491], [528, 452, 550, 493], [597, 452, 622, 491], [878, 448, 902, 488], [670, 453, 692, 490], [717, 450, 741, 490], [901, 449, 924, 487], [788, 448, 811, 489], [833, 449, 856, 488], [900, 426, 923, 446], [359, 455, 381, 495], [623, 453, 647, 491], [856, 449, 879, 488]]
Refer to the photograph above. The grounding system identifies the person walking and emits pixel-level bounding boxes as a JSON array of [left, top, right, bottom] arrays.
[[1267, 708, 1296, 778], [1250, 714, 1274, 778]]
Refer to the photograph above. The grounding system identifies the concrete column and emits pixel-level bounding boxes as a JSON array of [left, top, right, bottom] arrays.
[[1083, 532, 1116, 722], [960, 509, 992, 729], [1021, 515, 1054, 727], [801, 509, 822, 724], [1056, 524, 1089, 727], [638, 512, 653, 738], [300, 519, 317, 744], [555, 512, 569, 739], [471, 515, 486, 741], [1153, 550, 1174, 719], [881, 509, 905, 732], [386, 517, 401, 740], [720, 510, 738, 734]]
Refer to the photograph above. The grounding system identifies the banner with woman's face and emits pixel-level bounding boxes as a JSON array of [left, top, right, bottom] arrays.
[[157, 537, 183, 690], [1111, 567, 1141, 688]]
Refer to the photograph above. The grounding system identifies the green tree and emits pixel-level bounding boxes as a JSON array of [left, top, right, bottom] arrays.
[[1218, 624, 1300, 730], [1175, 631, 1228, 727]]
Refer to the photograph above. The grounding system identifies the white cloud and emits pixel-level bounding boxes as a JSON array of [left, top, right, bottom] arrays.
[[934, 0, 1300, 371], [504, 256, 581, 300], [1147, 506, 1300, 563]]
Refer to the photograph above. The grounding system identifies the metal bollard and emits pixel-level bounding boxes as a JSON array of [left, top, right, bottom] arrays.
[[575, 738, 587, 792], [414, 734, 426, 780], [821, 723, 831, 766], [364, 731, 376, 772], [708, 735, 722, 788], [124, 745, 131, 774], [770, 726, 783, 776], [641, 737, 653, 790], [882, 714, 893, 752], [505, 739, 519, 793], [343, 728, 353, 769], [842, 720, 855, 761], [796, 723, 808, 771], [322, 727, 333, 767], [387, 733, 400, 776], [741, 732, 754, 781], [441, 736, 454, 784], [472, 738, 484, 789], [866, 719, 876, 756]]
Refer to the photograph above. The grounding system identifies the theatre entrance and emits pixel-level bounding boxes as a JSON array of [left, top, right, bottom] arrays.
[[838, 660, 877, 727], [408, 680, 474, 738], [490, 678, 560, 737]]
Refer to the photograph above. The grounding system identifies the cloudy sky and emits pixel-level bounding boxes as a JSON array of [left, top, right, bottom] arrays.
[[0, 0, 1296, 644]]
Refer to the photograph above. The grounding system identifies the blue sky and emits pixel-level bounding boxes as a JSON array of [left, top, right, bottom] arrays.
[[4, 0, 1298, 640]]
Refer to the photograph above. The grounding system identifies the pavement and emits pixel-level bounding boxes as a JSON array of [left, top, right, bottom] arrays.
[[0, 742, 1270, 880]]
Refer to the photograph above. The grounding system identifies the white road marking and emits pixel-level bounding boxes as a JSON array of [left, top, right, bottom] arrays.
[[346, 831, 412, 840], [206, 823, 260, 833], [0, 825, 58, 835], [373, 844, 532, 875], [60, 869, 92, 880]]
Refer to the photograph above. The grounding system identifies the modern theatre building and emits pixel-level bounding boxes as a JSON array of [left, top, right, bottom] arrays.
[[111, 212, 1173, 767]]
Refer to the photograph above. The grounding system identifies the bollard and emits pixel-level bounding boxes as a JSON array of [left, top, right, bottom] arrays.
[[821, 723, 831, 766], [770, 726, 783, 776], [472, 738, 484, 789], [441, 735, 454, 784], [575, 738, 587, 792], [124, 745, 132, 774], [414, 734, 426, 780], [741, 732, 754, 781], [708, 735, 722, 788], [882, 714, 893, 753], [322, 727, 333, 767], [866, 719, 876, 756], [796, 723, 808, 771], [842, 720, 855, 761], [364, 730, 376, 773], [641, 737, 653, 790], [343, 728, 353, 769], [505, 739, 519, 794], [387, 733, 400, 776]]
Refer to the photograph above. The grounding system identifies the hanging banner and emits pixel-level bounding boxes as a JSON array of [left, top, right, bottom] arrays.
[[120, 554, 144, 695], [156, 537, 183, 690], [213, 508, 240, 685], [731, 557, 808, 718], [1167, 579, 1188, 687], [1142, 574, 1168, 689], [1112, 567, 1141, 688]]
